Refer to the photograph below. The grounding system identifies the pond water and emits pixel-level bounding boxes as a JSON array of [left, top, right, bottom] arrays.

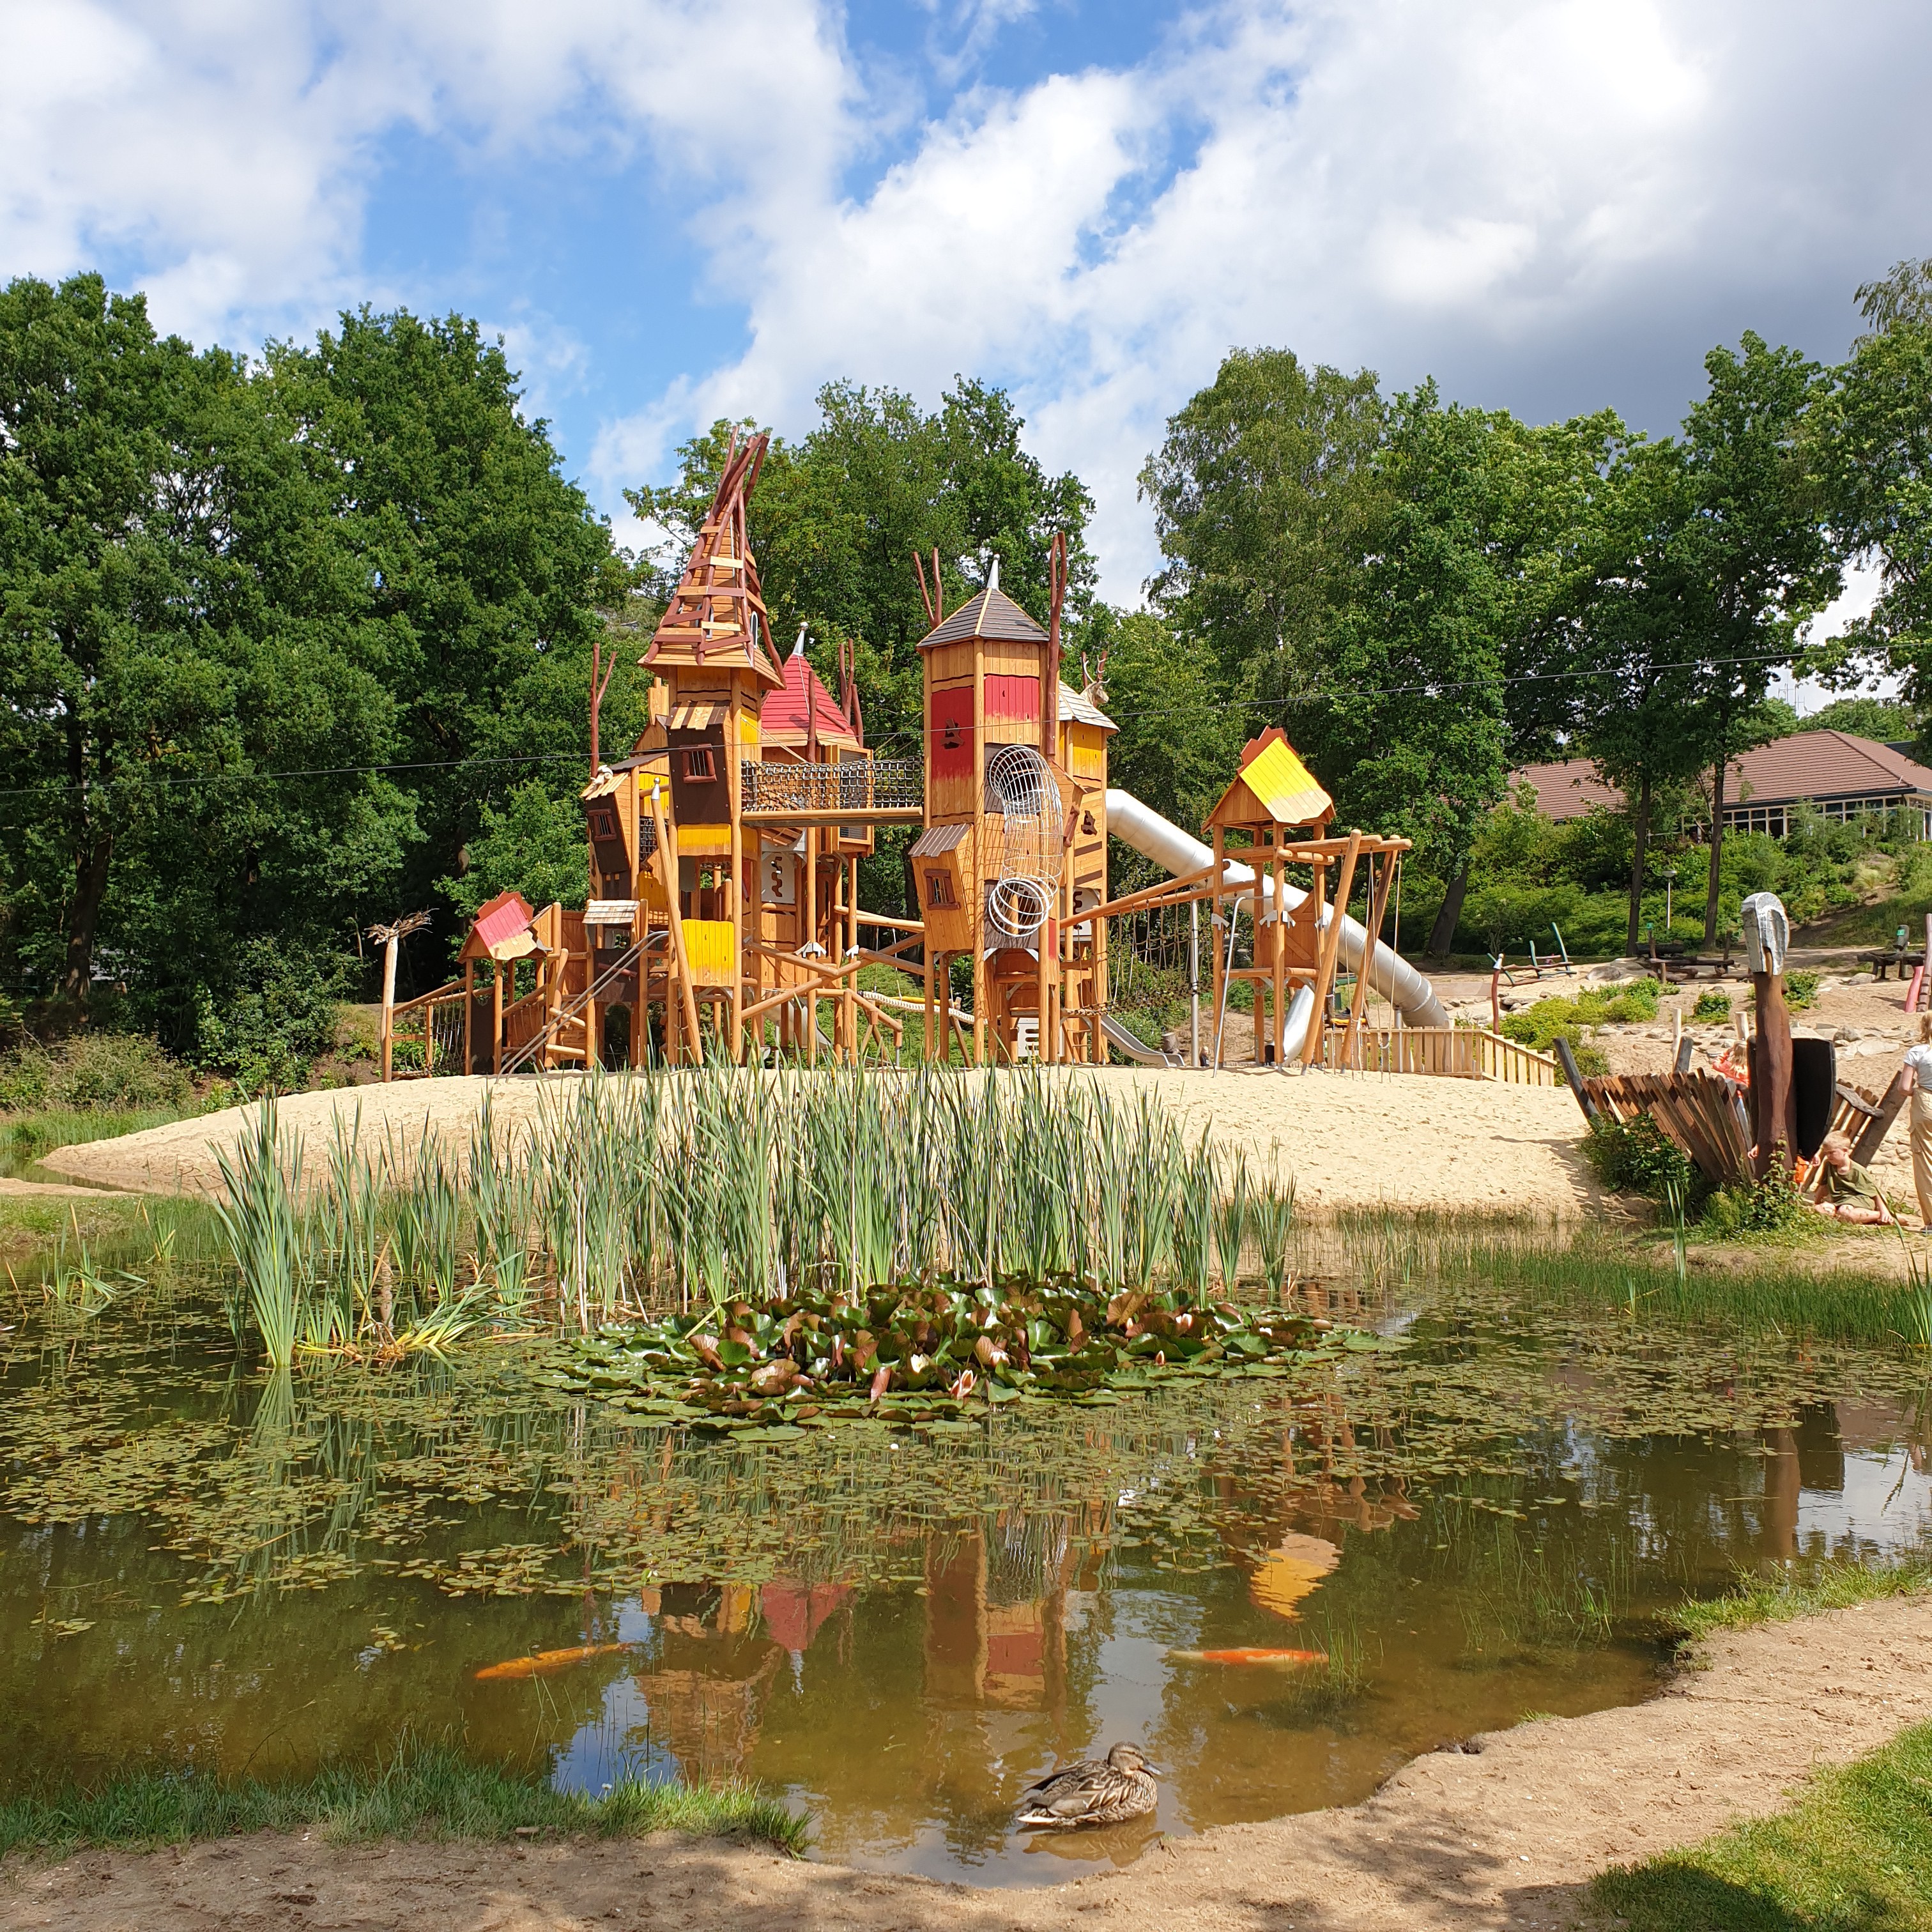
[[3, 1254, 1930, 1887]]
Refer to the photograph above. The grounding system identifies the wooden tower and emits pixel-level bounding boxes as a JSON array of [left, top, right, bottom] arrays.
[[909, 551, 1114, 1064]]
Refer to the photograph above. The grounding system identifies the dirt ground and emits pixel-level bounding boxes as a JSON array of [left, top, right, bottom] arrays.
[[6, 1593, 1929, 1932], [36, 1068, 1609, 1222]]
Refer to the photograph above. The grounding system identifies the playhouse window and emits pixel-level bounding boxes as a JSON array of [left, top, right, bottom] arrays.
[[924, 870, 957, 909], [942, 721, 962, 749], [680, 746, 716, 782]]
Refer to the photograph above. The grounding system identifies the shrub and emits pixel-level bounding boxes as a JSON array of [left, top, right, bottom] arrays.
[[1583, 1111, 1699, 1206], [1701, 1165, 1811, 1236], [1786, 969, 1820, 1010], [0, 1033, 195, 1114], [1498, 978, 1660, 1055], [1692, 990, 1732, 1023], [194, 940, 348, 1092]]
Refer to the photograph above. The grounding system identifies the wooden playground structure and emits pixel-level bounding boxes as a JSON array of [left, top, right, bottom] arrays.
[[381, 434, 1469, 1077]]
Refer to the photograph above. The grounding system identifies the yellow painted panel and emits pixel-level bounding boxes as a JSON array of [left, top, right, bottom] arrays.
[[684, 919, 737, 985], [1233, 738, 1331, 827], [677, 822, 733, 856], [736, 711, 760, 757], [1069, 724, 1106, 780]]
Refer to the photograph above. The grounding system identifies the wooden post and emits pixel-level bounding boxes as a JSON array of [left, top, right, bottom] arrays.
[[1303, 832, 1361, 1068], [490, 962, 503, 1076], [1210, 827, 1226, 1067], [1269, 845, 1286, 1067], [1751, 967, 1796, 1179], [1346, 851, 1393, 1070], [462, 960, 474, 1076], [1188, 899, 1200, 1070], [647, 781, 702, 1059], [379, 929, 400, 1082]]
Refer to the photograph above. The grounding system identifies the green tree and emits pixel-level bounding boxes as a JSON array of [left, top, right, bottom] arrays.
[[274, 309, 628, 917], [1676, 334, 1839, 943], [1795, 694, 1918, 739], [1138, 348, 1386, 707], [1828, 259, 1932, 748], [0, 273, 411, 1031]]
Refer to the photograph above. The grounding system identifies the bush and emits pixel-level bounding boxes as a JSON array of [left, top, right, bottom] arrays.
[[1786, 969, 1820, 1010], [1692, 990, 1732, 1023], [1701, 1167, 1811, 1236], [1498, 979, 1660, 1055], [0, 1033, 195, 1114], [194, 940, 348, 1092], [1583, 1111, 1700, 1206]]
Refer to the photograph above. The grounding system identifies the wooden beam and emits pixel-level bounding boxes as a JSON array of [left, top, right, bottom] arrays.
[[647, 781, 702, 1057], [1303, 831, 1361, 1068]]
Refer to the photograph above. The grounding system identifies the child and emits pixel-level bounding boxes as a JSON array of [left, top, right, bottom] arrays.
[[1811, 1132, 1896, 1225]]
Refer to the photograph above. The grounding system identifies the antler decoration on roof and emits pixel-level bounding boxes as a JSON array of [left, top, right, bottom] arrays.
[[641, 429, 783, 688]]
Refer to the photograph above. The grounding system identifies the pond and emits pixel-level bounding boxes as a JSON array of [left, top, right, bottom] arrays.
[[3, 1241, 1929, 1887]]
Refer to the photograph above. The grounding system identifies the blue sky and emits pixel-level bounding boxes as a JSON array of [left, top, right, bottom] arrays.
[[4, 0, 1929, 609]]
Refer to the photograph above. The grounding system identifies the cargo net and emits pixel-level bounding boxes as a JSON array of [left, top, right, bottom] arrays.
[[985, 744, 1063, 940]]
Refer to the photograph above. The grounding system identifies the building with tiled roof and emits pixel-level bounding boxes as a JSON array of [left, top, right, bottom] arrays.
[[1511, 730, 1932, 840]]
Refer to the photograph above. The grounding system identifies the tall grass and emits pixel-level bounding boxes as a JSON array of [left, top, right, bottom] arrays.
[[208, 1067, 1284, 1363]]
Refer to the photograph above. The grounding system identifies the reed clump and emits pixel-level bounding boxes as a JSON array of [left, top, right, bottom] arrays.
[[209, 1068, 1301, 1365]]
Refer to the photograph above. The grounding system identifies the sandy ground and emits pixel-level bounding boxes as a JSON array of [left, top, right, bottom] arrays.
[[36, 1069, 1607, 1221], [6, 1593, 1929, 1932]]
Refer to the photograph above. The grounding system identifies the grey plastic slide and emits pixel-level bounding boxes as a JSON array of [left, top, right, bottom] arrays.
[[1104, 790, 1450, 1049]]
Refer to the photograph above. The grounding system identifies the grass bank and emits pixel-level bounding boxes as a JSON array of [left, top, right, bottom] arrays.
[[1592, 1721, 1932, 1930], [1666, 1556, 1932, 1645], [0, 1744, 807, 1861]]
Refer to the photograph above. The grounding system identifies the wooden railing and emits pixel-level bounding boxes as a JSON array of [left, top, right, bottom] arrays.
[[1322, 1025, 1561, 1085], [387, 981, 469, 1077]]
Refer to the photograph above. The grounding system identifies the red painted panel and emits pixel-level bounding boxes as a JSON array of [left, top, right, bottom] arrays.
[[985, 674, 1040, 722], [930, 687, 975, 780]]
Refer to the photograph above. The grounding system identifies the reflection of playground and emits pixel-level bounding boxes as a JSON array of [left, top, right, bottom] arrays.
[[631, 1580, 852, 1782]]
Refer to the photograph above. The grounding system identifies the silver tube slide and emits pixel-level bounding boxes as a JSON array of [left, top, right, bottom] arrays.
[[1105, 788, 1449, 1031]]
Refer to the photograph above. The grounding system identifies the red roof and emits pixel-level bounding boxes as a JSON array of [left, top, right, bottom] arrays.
[[762, 649, 859, 748], [1512, 731, 1932, 823], [470, 889, 535, 951]]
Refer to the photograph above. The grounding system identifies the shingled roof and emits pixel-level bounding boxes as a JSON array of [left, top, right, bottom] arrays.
[[1514, 731, 1932, 823], [917, 583, 1050, 649]]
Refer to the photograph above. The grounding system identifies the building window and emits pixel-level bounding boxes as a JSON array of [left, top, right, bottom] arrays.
[[924, 870, 957, 910], [680, 746, 716, 782]]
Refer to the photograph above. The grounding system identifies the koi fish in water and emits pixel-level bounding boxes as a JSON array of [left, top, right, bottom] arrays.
[[475, 1643, 631, 1682], [1167, 1646, 1328, 1667]]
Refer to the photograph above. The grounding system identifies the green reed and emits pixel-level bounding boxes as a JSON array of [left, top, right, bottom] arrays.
[[208, 1065, 1291, 1363]]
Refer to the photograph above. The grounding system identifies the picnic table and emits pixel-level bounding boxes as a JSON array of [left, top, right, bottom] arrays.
[[1859, 948, 1921, 981]]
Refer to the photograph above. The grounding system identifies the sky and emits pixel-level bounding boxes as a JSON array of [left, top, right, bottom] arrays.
[[3, 0, 1928, 614]]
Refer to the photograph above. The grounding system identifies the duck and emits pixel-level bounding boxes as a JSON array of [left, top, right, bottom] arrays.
[[1014, 1743, 1159, 1828]]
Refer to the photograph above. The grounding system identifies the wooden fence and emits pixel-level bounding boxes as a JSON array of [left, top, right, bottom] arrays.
[[1322, 1025, 1561, 1085]]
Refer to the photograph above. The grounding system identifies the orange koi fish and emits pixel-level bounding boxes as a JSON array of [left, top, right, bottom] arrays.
[[475, 1642, 630, 1682], [1168, 1646, 1328, 1666]]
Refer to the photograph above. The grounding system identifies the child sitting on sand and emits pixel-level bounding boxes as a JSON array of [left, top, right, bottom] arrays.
[[1810, 1133, 1896, 1225]]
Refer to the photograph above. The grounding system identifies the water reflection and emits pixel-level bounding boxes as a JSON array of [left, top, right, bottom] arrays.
[[4, 1283, 1932, 1886]]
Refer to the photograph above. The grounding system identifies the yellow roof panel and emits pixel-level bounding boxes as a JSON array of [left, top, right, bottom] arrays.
[[1224, 737, 1331, 826]]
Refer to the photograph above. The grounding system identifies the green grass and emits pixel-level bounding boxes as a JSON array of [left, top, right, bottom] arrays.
[[1592, 1721, 1932, 1931], [1665, 1558, 1932, 1644], [0, 1743, 808, 1861], [3, 1105, 191, 1173]]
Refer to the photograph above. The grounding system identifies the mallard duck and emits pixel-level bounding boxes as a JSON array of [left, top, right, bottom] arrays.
[[1015, 1743, 1159, 1828]]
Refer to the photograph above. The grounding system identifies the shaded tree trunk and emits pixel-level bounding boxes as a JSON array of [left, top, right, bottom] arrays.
[[1703, 748, 1728, 949], [1426, 861, 1470, 963], [58, 828, 113, 1009], [1625, 772, 1653, 956]]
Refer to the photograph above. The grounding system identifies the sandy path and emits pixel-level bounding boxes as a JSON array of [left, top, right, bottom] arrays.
[[7, 1594, 1929, 1932], [36, 1070, 1606, 1220]]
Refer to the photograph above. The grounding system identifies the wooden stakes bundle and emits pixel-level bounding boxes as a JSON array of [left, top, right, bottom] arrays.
[[1582, 1072, 1752, 1187]]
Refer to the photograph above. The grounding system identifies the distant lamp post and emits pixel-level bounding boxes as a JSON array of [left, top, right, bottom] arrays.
[[1662, 866, 1678, 932]]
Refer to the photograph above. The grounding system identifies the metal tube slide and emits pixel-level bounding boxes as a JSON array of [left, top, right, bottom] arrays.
[[1105, 788, 1449, 1031]]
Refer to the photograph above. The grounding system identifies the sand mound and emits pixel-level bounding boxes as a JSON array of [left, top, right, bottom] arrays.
[[38, 1068, 1604, 1220]]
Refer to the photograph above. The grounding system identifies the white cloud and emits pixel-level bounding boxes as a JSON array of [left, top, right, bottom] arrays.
[[613, 0, 1932, 599], [8, 0, 1931, 604]]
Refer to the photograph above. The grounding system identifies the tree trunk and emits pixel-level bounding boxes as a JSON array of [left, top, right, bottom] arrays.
[[1426, 861, 1470, 963], [1703, 747, 1728, 949], [1625, 773, 1653, 956], [58, 830, 114, 1009]]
